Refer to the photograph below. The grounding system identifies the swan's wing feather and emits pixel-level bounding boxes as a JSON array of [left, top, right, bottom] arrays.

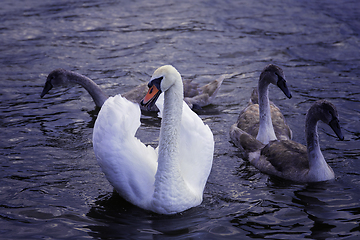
[[230, 125, 308, 180], [183, 79, 200, 98], [230, 123, 264, 160], [259, 140, 308, 177], [199, 75, 225, 103], [93, 95, 157, 206], [236, 103, 260, 137], [269, 104, 292, 140], [183, 75, 225, 108], [156, 95, 214, 195], [179, 102, 214, 193]]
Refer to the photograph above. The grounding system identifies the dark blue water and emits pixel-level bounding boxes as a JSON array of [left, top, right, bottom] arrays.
[[1, 0, 360, 239]]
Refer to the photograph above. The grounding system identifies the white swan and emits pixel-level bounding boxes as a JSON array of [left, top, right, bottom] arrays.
[[40, 68, 224, 111], [230, 64, 292, 145], [231, 100, 344, 182], [92, 65, 214, 214]]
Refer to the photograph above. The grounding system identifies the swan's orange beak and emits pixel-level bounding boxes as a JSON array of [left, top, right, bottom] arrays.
[[140, 84, 162, 110], [142, 85, 159, 104]]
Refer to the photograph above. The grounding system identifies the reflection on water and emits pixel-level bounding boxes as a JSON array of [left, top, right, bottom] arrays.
[[86, 192, 211, 239], [1, 0, 360, 238]]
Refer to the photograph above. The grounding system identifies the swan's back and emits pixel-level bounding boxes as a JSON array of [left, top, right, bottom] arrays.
[[237, 136, 311, 182], [256, 140, 309, 179]]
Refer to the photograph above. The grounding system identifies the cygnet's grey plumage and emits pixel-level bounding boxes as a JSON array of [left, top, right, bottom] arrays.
[[41, 68, 108, 107], [231, 100, 344, 182], [40, 69, 224, 111], [230, 64, 292, 146]]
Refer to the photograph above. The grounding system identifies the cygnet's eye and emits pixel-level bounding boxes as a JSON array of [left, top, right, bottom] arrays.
[[275, 73, 284, 81]]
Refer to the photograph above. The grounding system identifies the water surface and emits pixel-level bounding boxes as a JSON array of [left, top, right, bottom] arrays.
[[1, 0, 360, 239]]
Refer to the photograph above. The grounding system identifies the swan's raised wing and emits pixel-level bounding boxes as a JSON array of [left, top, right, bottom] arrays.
[[156, 95, 214, 196], [93, 95, 157, 208], [179, 102, 214, 194]]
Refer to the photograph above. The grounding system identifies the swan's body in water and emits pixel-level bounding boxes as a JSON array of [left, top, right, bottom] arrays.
[[231, 64, 292, 146], [93, 65, 214, 214], [230, 100, 344, 182], [40, 68, 224, 111]]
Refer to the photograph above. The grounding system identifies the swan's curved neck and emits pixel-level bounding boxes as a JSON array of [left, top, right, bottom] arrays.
[[67, 72, 108, 107], [256, 80, 277, 144], [305, 116, 334, 180], [157, 81, 183, 176], [152, 80, 187, 211]]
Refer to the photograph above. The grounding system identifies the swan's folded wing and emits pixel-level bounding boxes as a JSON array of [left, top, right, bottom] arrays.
[[230, 123, 265, 163], [236, 103, 260, 137], [269, 104, 292, 140], [260, 140, 308, 175], [93, 95, 157, 206], [156, 96, 214, 195]]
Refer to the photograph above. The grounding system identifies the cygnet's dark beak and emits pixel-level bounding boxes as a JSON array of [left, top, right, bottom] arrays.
[[40, 81, 53, 98], [277, 77, 292, 99], [329, 117, 344, 141]]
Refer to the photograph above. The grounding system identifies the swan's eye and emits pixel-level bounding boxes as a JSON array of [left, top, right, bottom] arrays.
[[148, 76, 163, 90]]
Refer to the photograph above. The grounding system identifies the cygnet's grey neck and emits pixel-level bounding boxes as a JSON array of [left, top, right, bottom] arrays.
[[66, 71, 108, 107], [256, 78, 277, 144], [305, 110, 325, 167], [305, 108, 334, 180]]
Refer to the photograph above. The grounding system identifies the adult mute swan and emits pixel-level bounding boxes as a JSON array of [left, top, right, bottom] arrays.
[[40, 68, 224, 111], [93, 65, 214, 214], [231, 64, 292, 145], [231, 100, 344, 182]]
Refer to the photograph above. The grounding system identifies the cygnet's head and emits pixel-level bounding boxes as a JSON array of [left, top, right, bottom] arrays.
[[40, 69, 69, 98], [308, 100, 344, 140], [259, 64, 292, 99]]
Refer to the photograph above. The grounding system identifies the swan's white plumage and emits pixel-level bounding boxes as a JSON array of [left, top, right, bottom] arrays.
[[156, 94, 214, 194], [93, 67, 214, 214], [93, 95, 158, 209]]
